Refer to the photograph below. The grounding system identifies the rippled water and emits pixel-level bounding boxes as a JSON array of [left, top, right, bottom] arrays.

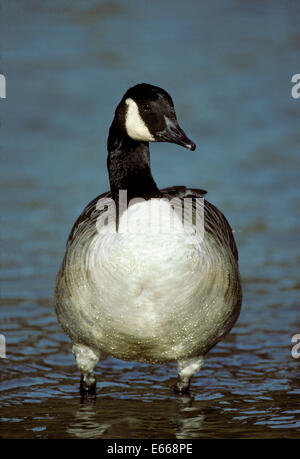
[[0, 0, 300, 439]]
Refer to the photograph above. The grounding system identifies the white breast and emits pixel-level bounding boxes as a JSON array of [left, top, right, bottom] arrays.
[[64, 197, 235, 362], [89, 200, 202, 330]]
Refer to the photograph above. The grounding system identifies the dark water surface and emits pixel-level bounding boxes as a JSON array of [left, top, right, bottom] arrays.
[[0, 0, 300, 439]]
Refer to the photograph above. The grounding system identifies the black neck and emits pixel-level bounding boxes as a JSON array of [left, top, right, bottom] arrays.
[[107, 121, 161, 202]]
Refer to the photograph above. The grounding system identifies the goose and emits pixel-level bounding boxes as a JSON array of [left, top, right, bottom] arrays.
[[54, 83, 242, 395]]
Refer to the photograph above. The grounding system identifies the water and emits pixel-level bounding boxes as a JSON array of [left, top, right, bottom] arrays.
[[0, 0, 299, 439]]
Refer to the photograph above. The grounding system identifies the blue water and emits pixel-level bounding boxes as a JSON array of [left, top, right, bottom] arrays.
[[0, 0, 299, 438]]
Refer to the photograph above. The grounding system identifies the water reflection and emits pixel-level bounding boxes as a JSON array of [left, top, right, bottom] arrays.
[[68, 401, 110, 439], [67, 394, 207, 439], [174, 395, 206, 439]]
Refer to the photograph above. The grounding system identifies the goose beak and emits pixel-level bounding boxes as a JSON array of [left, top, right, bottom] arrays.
[[157, 117, 196, 151]]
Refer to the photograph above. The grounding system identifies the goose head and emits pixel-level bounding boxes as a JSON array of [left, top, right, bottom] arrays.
[[112, 83, 196, 151]]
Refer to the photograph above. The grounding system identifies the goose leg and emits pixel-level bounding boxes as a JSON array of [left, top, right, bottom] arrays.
[[72, 344, 100, 396], [174, 356, 204, 394]]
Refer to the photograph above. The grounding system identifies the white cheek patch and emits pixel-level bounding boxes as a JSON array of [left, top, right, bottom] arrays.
[[125, 98, 155, 142]]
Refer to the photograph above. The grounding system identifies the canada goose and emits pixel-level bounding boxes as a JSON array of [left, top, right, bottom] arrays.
[[55, 83, 242, 395]]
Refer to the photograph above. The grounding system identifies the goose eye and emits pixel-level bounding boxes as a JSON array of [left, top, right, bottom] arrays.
[[143, 104, 151, 111]]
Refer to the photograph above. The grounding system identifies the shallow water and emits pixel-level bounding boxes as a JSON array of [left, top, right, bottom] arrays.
[[0, 0, 300, 439]]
